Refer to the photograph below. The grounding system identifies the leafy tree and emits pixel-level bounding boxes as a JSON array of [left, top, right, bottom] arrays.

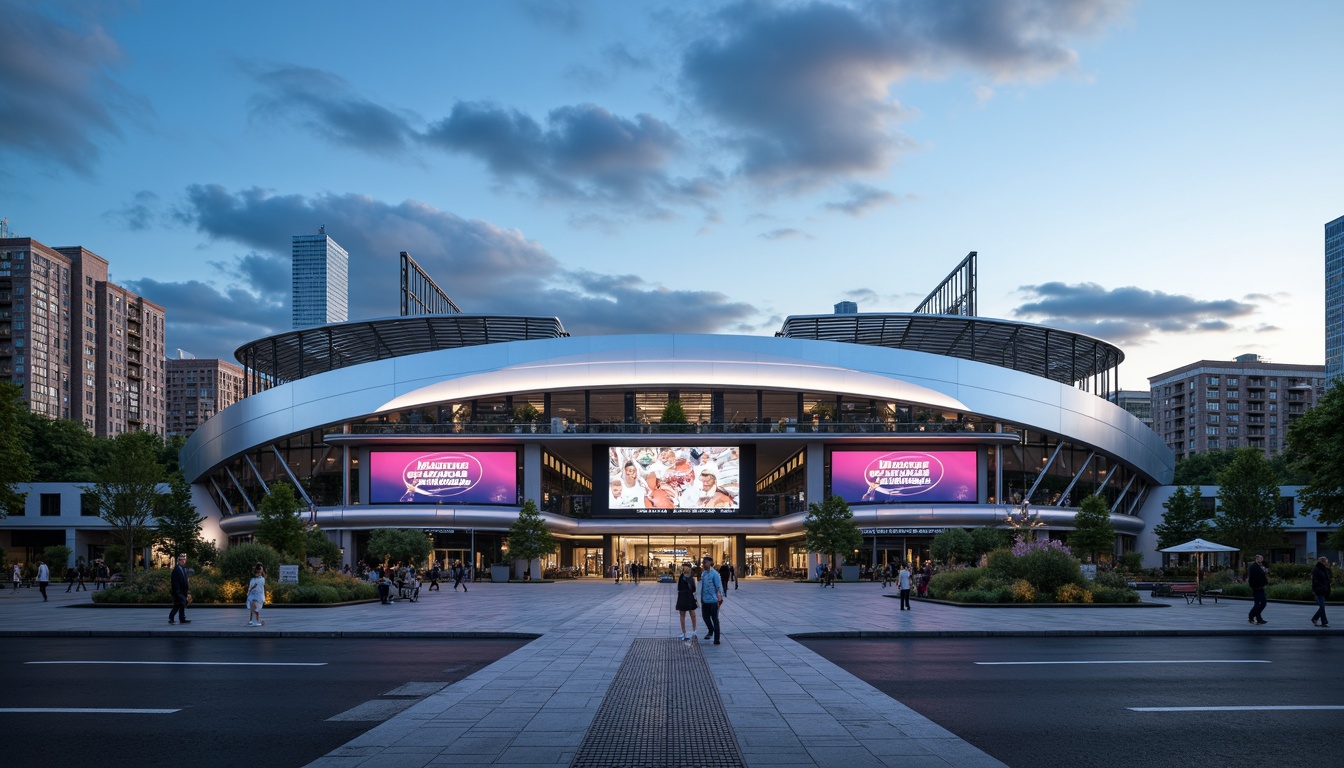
[[1286, 381, 1344, 531], [1153, 486, 1212, 552], [968, 526, 1010, 560], [1069, 494, 1116, 563], [930, 528, 975, 565], [193, 539, 221, 568], [155, 474, 205, 560], [1172, 450, 1240, 485], [659, 400, 692, 433], [1213, 448, 1285, 562], [254, 482, 307, 561], [43, 545, 72, 572], [803, 495, 863, 569], [219, 542, 282, 584], [306, 528, 342, 570], [0, 382, 34, 517], [21, 413, 97, 482], [366, 528, 431, 568], [506, 499, 556, 576], [88, 431, 165, 574]]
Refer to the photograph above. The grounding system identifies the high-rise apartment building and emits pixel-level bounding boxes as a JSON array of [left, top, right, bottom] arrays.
[[1148, 354, 1325, 460], [1326, 214, 1344, 391], [166, 356, 244, 437], [1107, 389, 1153, 430], [292, 228, 349, 329], [0, 237, 166, 435]]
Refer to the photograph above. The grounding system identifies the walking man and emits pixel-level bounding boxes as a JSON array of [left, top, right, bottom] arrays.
[[169, 553, 191, 624], [452, 561, 468, 592], [1247, 554, 1269, 625], [1310, 556, 1331, 627], [36, 559, 49, 602], [700, 555, 725, 645], [897, 562, 913, 610]]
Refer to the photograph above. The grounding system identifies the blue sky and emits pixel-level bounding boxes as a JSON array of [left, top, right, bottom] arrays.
[[3, 0, 1340, 387]]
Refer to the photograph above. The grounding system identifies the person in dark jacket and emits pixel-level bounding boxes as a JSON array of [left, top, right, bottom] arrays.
[[1247, 554, 1269, 625], [675, 563, 699, 640], [169, 554, 191, 624], [1310, 556, 1332, 627]]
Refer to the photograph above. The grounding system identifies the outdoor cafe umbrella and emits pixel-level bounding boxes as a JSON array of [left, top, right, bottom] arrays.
[[1159, 537, 1239, 594]]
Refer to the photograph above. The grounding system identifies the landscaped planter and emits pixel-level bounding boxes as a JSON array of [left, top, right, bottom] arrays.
[[490, 565, 512, 583]]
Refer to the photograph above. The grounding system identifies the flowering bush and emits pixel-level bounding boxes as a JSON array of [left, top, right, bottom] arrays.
[[1055, 583, 1093, 603], [1011, 538, 1072, 557], [1007, 579, 1036, 603]]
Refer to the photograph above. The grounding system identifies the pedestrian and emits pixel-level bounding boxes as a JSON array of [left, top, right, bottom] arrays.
[[898, 562, 913, 610], [452, 561, 467, 592], [168, 553, 191, 624], [699, 555, 725, 645], [75, 561, 88, 591], [675, 563, 699, 640], [247, 563, 266, 626], [428, 563, 441, 591], [65, 564, 78, 592], [11, 562, 19, 592], [96, 559, 110, 590], [630, 561, 640, 585], [1310, 556, 1332, 627], [881, 563, 892, 588], [36, 559, 50, 601], [920, 562, 933, 597], [1247, 554, 1269, 625]]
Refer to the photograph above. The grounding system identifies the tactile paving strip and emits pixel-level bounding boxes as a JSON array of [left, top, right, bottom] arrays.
[[571, 638, 744, 768]]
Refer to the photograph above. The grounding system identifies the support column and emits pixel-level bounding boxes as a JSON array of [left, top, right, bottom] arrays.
[[805, 441, 826, 508], [523, 443, 542, 506], [603, 535, 614, 579]]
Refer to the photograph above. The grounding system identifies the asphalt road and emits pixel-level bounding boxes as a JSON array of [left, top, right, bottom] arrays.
[[799, 635, 1344, 768], [2, 636, 529, 768]]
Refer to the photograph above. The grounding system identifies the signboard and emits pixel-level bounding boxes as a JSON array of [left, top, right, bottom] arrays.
[[831, 450, 977, 504], [369, 451, 518, 505], [604, 446, 742, 514], [859, 528, 946, 536], [279, 565, 300, 584]]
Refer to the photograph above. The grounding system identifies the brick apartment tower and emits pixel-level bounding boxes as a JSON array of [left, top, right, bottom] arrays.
[[166, 356, 244, 437], [0, 237, 166, 436]]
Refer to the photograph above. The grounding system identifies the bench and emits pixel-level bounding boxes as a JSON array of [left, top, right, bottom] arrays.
[[1170, 584, 1222, 604]]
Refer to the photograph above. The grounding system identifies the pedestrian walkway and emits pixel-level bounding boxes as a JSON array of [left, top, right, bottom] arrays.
[[1, 578, 1336, 766]]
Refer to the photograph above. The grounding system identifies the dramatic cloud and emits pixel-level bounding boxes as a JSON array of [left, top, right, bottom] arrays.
[[0, 2, 140, 174], [824, 184, 900, 216], [138, 185, 755, 358], [1012, 282, 1258, 344], [104, 190, 163, 231], [247, 65, 420, 156], [681, 0, 1127, 186]]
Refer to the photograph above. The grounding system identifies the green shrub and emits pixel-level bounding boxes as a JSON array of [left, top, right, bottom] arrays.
[[1091, 585, 1140, 604], [985, 549, 1020, 580], [956, 588, 1002, 603], [928, 567, 985, 598], [218, 543, 282, 584], [1266, 582, 1315, 601], [1201, 570, 1240, 589], [1265, 563, 1312, 581], [1017, 547, 1083, 594], [1055, 583, 1093, 603], [1117, 552, 1144, 574], [1092, 569, 1131, 589], [1221, 583, 1252, 597]]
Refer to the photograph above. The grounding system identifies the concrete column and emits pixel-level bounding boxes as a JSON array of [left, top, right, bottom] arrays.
[[523, 443, 543, 506], [805, 441, 825, 507]]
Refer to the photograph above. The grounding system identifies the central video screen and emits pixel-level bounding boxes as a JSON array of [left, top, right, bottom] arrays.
[[600, 445, 745, 516]]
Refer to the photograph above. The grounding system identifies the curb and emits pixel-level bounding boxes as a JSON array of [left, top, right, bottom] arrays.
[[0, 630, 543, 639]]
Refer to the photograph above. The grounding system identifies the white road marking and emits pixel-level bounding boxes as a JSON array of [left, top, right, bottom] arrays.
[[26, 661, 327, 666], [975, 660, 1270, 665], [1129, 705, 1344, 712], [0, 708, 180, 714]]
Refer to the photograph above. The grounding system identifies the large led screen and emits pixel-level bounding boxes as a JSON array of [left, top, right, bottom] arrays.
[[831, 450, 977, 504], [369, 451, 518, 505], [605, 446, 742, 514]]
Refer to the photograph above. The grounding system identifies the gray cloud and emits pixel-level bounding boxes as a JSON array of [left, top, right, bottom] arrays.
[[519, 0, 584, 34], [759, 228, 810, 241], [681, 0, 1127, 187], [824, 184, 900, 216], [0, 1, 141, 174], [1013, 282, 1257, 344], [138, 185, 756, 359], [247, 65, 420, 156], [104, 190, 162, 231]]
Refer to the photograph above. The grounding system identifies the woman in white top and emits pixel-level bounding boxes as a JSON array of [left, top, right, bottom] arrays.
[[247, 563, 266, 626]]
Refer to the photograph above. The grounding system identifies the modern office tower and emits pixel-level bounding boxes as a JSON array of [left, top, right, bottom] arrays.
[[0, 237, 167, 436], [1326, 214, 1344, 391], [1107, 389, 1153, 430], [1148, 354, 1325, 460], [166, 356, 245, 437], [291, 227, 349, 329], [833, 301, 858, 314]]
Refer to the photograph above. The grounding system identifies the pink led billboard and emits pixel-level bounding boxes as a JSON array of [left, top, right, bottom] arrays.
[[830, 450, 977, 504], [369, 451, 518, 505]]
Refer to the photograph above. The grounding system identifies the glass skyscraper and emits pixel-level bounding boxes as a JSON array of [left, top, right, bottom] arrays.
[[1327, 214, 1344, 391], [291, 229, 349, 329]]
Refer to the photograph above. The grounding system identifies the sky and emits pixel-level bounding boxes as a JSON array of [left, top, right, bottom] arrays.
[[3, 0, 1341, 388]]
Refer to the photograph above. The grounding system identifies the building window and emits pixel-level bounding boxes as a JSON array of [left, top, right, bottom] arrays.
[[40, 493, 61, 516], [81, 493, 100, 517]]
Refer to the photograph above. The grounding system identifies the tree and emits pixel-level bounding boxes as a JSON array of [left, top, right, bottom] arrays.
[[1213, 448, 1285, 562], [43, 545, 72, 571], [1286, 381, 1344, 531], [0, 382, 34, 517], [1153, 486, 1212, 552], [803, 495, 862, 569], [88, 431, 165, 574], [366, 528, 431, 568], [507, 499, 556, 576], [305, 528, 342, 570], [930, 528, 974, 565], [659, 400, 692, 433], [155, 474, 205, 560], [254, 482, 307, 561], [21, 413, 97, 482], [1069, 494, 1116, 563], [1172, 450, 1240, 485], [968, 526, 1010, 560]]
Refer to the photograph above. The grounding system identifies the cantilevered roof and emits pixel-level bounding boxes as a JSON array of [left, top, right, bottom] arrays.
[[778, 313, 1123, 392], [235, 314, 567, 388]]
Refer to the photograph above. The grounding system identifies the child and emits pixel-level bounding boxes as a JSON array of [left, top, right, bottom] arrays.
[[247, 563, 266, 626]]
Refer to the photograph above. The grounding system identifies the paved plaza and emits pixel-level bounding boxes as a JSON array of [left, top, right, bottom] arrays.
[[2, 578, 1337, 767]]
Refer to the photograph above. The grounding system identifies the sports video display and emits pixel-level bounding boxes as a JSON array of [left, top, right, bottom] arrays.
[[605, 446, 742, 513], [831, 450, 977, 504], [369, 450, 518, 505]]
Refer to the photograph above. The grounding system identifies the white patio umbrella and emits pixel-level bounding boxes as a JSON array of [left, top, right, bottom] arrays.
[[1159, 537, 1239, 594]]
